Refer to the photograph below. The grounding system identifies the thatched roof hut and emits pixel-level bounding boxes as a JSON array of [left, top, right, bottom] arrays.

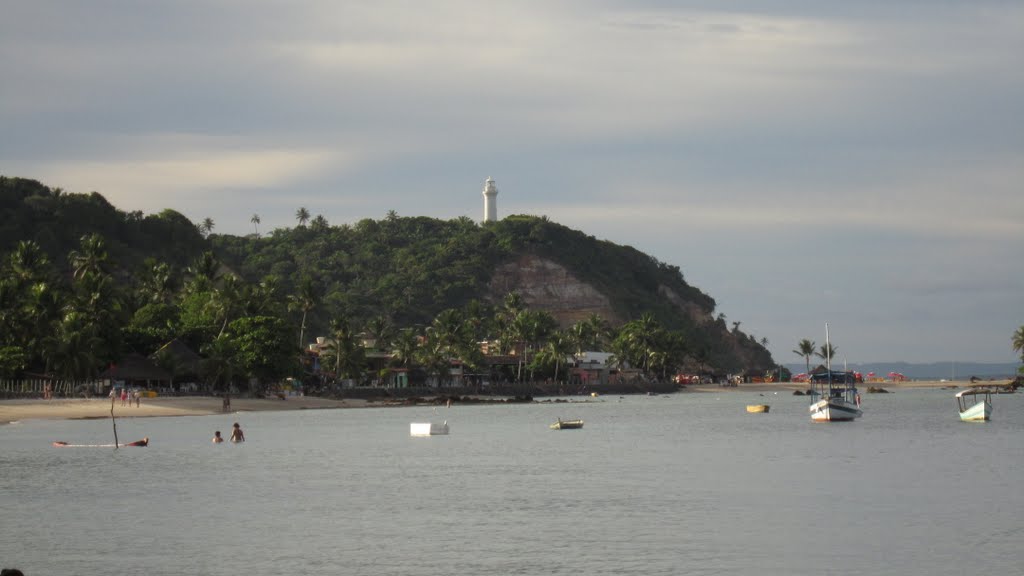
[[99, 353, 171, 389]]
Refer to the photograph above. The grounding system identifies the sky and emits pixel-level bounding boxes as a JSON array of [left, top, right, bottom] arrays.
[[2, 1, 1022, 364]]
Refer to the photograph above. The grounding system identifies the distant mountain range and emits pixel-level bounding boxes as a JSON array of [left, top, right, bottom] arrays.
[[784, 362, 1020, 381]]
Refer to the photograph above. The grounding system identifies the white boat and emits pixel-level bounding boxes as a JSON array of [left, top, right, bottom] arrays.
[[410, 421, 449, 436], [809, 324, 862, 422], [955, 388, 992, 422]]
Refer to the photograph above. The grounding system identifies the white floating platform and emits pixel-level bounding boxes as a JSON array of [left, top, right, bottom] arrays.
[[410, 421, 449, 436]]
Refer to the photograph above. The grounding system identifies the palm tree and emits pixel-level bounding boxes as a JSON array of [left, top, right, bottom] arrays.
[[248, 275, 284, 316], [1012, 326, 1024, 363], [365, 315, 395, 352], [584, 314, 609, 350], [322, 319, 365, 381], [569, 313, 609, 355], [494, 292, 525, 355], [68, 233, 109, 280], [44, 315, 102, 382], [536, 332, 574, 383], [288, 277, 319, 349], [185, 251, 220, 293], [200, 217, 215, 237], [416, 338, 452, 387], [9, 240, 50, 285], [816, 342, 838, 365], [295, 207, 310, 227], [793, 339, 816, 376], [513, 309, 557, 382], [615, 313, 661, 374], [391, 328, 421, 368], [209, 274, 245, 337], [201, 336, 239, 392], [140, 260, 176, 304], [250, 214, 261, 237]]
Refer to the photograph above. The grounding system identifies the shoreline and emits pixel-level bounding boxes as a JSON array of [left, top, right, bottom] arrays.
[[1, 379, 1013, 424], [686, 379, 1013, 394], [0, 396, 365, 425]]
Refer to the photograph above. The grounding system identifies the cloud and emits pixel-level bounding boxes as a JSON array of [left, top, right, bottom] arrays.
[[2, 0, 1022, 362], [23, 135, 339, 213]]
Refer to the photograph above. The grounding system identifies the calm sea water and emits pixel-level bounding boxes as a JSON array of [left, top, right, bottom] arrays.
[[2, 389, 1022, 575]]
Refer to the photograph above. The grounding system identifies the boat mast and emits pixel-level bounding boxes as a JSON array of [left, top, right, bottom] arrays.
[[825, 323, 831, 388]]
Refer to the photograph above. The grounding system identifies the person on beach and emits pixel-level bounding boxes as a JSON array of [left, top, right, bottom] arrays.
[[230, 422, 245, 443], [222, 393, 231, 413], [134, 389, 141, 408], [212, 431, 224, 443], [120, 388, 128, 406]]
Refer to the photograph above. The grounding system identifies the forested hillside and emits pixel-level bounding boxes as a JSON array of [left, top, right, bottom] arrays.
[[0, 176, 775, 390], [0, 176, 207, 274]]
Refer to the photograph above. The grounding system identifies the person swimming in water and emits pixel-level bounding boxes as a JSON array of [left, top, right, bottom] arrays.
[[212, 431, 224, 444], [230, 422, 244, 443]]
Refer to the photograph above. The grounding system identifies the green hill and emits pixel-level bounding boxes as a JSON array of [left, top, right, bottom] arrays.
[[0, 175, 775, 386]]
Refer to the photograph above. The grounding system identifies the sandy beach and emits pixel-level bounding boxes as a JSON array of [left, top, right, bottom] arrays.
[[0, 395, 366, 424]]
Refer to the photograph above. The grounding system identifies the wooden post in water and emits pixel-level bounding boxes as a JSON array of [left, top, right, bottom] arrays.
[[110, 394, 119, 450]]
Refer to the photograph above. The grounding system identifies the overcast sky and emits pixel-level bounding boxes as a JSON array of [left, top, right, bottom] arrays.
[[2, 1, 1022, 364]]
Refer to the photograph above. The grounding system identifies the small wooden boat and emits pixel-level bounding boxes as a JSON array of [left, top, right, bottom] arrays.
[[410, 421, 449, 436], [956, 388, 992, 422], [746, 404, 770, 413], [550, 418, 584, 430], [53, 437, 149, 448]]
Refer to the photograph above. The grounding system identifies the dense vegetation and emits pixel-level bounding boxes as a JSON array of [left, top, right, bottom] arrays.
[[0, 176, 776, 393]]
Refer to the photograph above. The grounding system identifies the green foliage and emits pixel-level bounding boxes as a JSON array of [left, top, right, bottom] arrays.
[[0, 176, 775, 385], [0, 346, 28, 378], [1013, 326, 1024, 364], [224, 315, 298, 385], [0, 176, 206, 276]]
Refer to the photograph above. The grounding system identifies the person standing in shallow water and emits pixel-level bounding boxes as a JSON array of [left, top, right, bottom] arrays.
[[212, 431, 224, 443], [230, 422, 245, 443]]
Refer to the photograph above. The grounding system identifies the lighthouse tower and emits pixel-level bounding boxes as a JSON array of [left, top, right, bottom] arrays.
[[482, 177, 498, 223]]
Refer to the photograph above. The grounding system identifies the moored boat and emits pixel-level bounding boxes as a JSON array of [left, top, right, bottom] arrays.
[[550, 418, 584, 430], [52, 437, 149, 448], [956, 388, 992, 422], [809, 324, 862, 422]]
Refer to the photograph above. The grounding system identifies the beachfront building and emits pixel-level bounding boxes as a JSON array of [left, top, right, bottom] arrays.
[[482, 177, 498, 223]]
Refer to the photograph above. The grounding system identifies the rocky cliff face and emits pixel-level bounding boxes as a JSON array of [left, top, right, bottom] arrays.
[[488, 254, 718, 329], [486, 254, 773, 371], [488, 255, 621, 326]]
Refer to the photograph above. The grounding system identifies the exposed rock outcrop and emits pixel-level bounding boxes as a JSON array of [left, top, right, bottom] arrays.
[[488, 255, 620, 326]]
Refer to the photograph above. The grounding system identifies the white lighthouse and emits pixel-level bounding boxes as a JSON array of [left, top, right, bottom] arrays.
[[482, 177, 498, 223]]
